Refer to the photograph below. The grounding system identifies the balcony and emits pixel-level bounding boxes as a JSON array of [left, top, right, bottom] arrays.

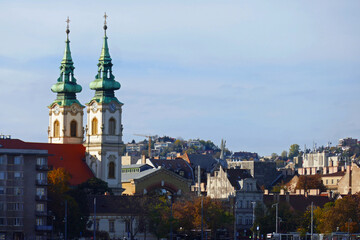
[[36, 165, 49, 171], [35, 211, 48, 216], [36, 180, 48, 186], [35, 195, 48, 201], [35, 225, 52, 231]]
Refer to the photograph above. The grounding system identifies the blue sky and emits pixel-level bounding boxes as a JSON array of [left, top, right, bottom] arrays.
[[1, 1, 360, 156]]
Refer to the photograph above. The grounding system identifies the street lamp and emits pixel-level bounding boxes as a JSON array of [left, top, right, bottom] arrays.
[[251, 202, 256, 240], [348, 218, 352, 240], [271, 203, 279, 234]]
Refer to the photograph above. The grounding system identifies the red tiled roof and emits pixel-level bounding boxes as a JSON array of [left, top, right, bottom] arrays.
[[0, 139, 94, 185], [322, 171, 345, 177]]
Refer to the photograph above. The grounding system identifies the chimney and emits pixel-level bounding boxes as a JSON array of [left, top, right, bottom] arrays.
[[347, 165, 352, 194], [141, 155, 146, 164]]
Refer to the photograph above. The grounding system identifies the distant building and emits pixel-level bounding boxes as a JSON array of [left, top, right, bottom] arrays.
[[87, 195, 157, 240], [0, 139, 51, 240], [338, 137, 358, 150], [154, 141, 173, 153], [227, 161, 278, 188], [126, 143, 146, 153], [230, 152, 259, 161], [121, 164, 191, 195]]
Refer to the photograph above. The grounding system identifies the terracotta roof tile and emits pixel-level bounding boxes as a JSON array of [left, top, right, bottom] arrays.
[[0, 139, 94, 185]]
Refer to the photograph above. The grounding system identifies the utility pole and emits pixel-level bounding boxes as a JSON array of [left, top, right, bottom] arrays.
[[65, 200, 67, 240], [272, 203, 278, 234], [201, 196, 204, 240], [252, 202, 256, 239], [94, 197, 96, 240], [234, 196, 237, 240], [311, 202, 313, 240]]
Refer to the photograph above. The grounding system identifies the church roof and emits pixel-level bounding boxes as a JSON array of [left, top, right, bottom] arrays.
[[0, 139, 94, 185], [50, 18, 82, 107], [88, 16, 121, 105]]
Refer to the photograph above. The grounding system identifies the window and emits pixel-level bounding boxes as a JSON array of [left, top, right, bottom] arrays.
[[109, 220, 115, 232], [0, 202, 4, 211], [237, 216, 242, 225], [36, 218, 44, 226], [238, 200, 242, 208], [108, 118, 116, 135], [0, 156, 5, 165], [54, 120, 60, 137], [36, 203, 45, 212], [36, 188, 45, 197], [0, 172, 5, 180], [14, 172, 23, 179], [125, 221, 130, 232], [37, 173, 46, 181], [108, 162, 115, 179], [37, 157, 46, 166], [8, 203, 23, 211], [0, 218, 5, 226], [92, 118, 98, 135], [14, 218, 22, 226], [0, 187, 4, 194], [70, 120, 77, 137], [14, 156, 22, 164], [14, 188, 23, 195]]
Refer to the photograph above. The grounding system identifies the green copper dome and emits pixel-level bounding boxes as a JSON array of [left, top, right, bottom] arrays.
[[89, 22, 122, 105], [50, 21, 83, 107]]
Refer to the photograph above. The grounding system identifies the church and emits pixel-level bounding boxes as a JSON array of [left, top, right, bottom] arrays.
[[47, 16, 124, 194]]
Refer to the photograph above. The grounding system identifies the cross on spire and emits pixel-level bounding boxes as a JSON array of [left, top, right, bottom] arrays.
[[104, 12, 108, 25], [66, 16, 70, 36]]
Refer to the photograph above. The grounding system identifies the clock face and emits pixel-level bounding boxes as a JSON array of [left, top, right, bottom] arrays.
[[54, 105, 60, 114], [109, 103, 116, 112], [71, 105, 77, 113], [91, 102, 98, 112]]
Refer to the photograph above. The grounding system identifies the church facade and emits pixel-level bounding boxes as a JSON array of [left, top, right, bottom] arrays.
[[47, 17, 124, 193]]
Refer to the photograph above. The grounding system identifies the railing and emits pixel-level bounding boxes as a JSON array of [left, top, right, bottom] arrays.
[[35, 210, 48, 216], [35, 195, 48, 201], [36, 165, 49, 171], [35, 225, 52, 231], [36, 180, 48, 185]]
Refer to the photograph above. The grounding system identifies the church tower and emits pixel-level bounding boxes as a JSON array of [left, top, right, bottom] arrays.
[[85, 14, 123, 193], [48, 18, 84, 144]]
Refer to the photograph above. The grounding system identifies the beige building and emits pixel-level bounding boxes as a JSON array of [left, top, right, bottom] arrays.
[[338, 164, 360, 195]]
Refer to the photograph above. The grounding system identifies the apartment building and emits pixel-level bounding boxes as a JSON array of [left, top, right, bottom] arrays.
[[0, 138, 50, 240]]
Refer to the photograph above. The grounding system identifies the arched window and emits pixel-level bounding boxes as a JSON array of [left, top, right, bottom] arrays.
[[54, 121, 60, 138], [92, 118, 98, 135], [108, 162, 115, 179], [70, 120, 77, 137], [109, 118, 116, 135]]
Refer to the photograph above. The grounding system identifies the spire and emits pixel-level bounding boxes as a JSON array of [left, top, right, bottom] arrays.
[[89, 13, 121, 104], [50, 17, 83, 107]]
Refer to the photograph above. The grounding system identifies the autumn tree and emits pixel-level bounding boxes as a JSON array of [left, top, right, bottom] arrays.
[[173, 195, 233, 239], [316, 194, 360, 233], [48, 168, 89, 238], [295, 175, 326, 192]]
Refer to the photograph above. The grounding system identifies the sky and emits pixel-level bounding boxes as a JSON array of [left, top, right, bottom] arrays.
[[1, 1, 360, 156]]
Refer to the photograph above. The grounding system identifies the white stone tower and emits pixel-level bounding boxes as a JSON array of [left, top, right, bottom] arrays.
[[84, 14, 124, 194]]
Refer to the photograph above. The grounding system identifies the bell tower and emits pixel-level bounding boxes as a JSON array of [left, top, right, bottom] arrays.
[[84, 14, 123, 193], [48, 17, 84, 144]]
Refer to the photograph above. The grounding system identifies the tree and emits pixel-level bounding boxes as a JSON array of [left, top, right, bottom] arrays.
[[316, 194, 360, 233], [281, 151, 288, 160], [173, 195, 233, 239], [48, 168, 88, 239], [78, 177, 112, 195], [48, 167, 71, 194], [288, 144, 300, 159], [295, 175, 326, 192], [271, 153, 279, 161]]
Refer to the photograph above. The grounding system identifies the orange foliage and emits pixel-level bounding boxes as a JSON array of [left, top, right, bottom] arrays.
[[48, 168, 71, 194]]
